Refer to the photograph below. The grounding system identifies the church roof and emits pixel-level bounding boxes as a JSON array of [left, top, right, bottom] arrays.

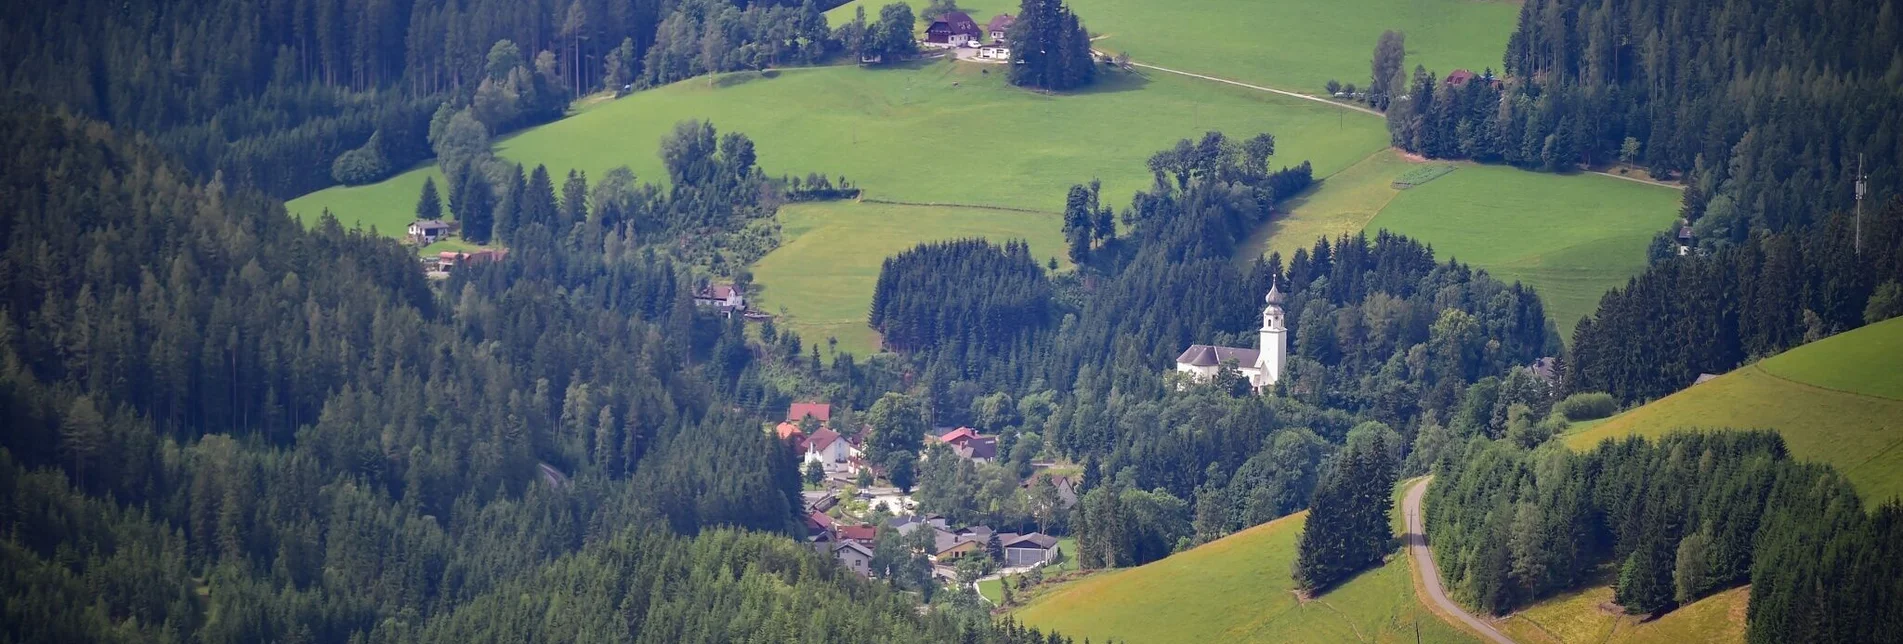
[[1176, 344, 1260, 368], [1265, 282, 1284, 305]]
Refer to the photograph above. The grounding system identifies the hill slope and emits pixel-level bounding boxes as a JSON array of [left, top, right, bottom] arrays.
[[1565, 317, 1903, 504], [1013, 488, 1478, 643]]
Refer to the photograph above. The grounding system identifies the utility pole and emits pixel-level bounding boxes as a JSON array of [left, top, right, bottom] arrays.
[[1855, 154, 1867, 255]]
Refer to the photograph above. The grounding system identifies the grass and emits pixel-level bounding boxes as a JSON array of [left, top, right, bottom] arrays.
[[1393, 163, 1457, 188], [289, 60, 1385, 238], [1363, 164, 1682, 339], [1012, 483, 1479, 643], [1564, 317, 1903, 505], [1238, 148, 1414, 262], [1497, 584, 1749, 644], [1071, 0, 1521, 94], [753, 201, 1070, 355]]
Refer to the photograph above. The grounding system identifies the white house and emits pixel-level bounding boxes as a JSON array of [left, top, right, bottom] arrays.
[[803, 428, 853, 469], [1174, 282, 1287, 391], [408, 220, 452, 244], [693, 283, 746, 313], [832, 541, 874, 576], [979, 42, 1011, 60]]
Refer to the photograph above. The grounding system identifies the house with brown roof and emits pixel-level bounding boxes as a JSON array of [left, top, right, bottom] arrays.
[[803, 427, 854, 469], [693, 283, 747, 316], [926, 11, 981, 47], [836, 524, 878, 545], [986, 14, 1015, 40]]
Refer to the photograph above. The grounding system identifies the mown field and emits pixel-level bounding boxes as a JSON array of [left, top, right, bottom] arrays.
[[1497, 584, 1748, 644], [1012, 484, 1478, 643], [836, 0, 1520, 94], [1565, 317, 1903, 505], [1362, 164, 1682, 339], [753, 201, 1069, 355], [289, 61, 1383, 233]]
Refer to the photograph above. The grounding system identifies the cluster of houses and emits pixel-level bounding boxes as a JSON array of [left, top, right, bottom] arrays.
[[925, 12, 1016, 61], [776, 403, 873, 480], [804, 503, 1065, 578]]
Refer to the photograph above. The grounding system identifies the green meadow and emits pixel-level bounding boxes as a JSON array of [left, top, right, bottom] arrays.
[[1364, 164, 1682, 339], [289, 60, 1385, 234], [1497, 583, 1748, 644], [1013, 483, 1479, 643], [1566, 317, 1903, 505], [753, 201, 1070, 355]]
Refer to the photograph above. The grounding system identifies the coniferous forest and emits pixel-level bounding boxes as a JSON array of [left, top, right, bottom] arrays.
[[1386, 0, 1901, 242]]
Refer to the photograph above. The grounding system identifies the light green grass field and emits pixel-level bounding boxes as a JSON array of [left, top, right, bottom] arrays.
[[1012, 485, 1478, 643], [833, 0, 1519, 95], [1073, 0, 1520, 94], [1238, 148, 1413, 262], [1363, 164, 1682, 339], [1565, 317, 1903, 505], [289, 60, 1385, 234], [753, 201, 1069, 355], [1497, 584, 1748, 644]]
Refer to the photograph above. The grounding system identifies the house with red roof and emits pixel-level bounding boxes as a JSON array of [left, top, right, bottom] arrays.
[[936, 427, 998, 463], [787, 402, 831, 425]]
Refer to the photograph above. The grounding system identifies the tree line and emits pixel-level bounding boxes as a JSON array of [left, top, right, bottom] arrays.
[[1566, 200, 1903, 404], [1383, 0, 1901, 242], [1425, 431, 1903, 643]]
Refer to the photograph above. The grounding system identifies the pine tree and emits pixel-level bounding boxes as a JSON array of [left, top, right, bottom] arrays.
[[416, 177, 443, 220]]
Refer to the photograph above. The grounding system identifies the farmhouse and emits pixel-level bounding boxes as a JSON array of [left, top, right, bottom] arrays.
[[408, 219, 452, 244], [693, 283, 747, 316], [986, 14, 1015, 41], [802, 427, 855, 469], [1174, 283, 1287, 391], [926, 11, 981, 47]]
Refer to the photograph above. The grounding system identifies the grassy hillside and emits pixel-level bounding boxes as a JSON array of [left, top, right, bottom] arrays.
[[1073, 0, 1521, 94], [753, 201, 1069, 355], [1012, 486, 1478, 643], [1497, 584, 1748, 644], [288, 61, 1385, 236], [1362, 165, 1682, 339], [1565, 317, 1903, 505]]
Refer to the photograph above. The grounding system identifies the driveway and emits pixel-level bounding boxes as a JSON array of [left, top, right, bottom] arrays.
[[1404, 476, 1516, 644]]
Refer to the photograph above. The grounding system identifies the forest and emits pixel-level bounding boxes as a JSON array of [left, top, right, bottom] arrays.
[[0, 104, 1069, 643], [1385, 0, 1901, 243], [1426, 431, 1903, 642], [1566, 200, 1903, 404]]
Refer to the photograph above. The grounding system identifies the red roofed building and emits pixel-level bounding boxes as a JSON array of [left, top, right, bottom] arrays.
[[1445, 69, 1476, 86], [937, 427, 979, 445], [787, 402, 831, 425], [836, 524, 878, 544]]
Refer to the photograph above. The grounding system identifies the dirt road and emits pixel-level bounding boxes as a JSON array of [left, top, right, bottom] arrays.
[[1404, 477, 1517, 644]]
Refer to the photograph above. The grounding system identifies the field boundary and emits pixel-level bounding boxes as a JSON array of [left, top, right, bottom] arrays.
[[857, 197, 1060, 215], [1748, 361, 1903, 403], [1104, 56, 1384, 117]]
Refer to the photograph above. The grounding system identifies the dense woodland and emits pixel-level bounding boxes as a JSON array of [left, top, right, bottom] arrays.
[[1387, 0, 1901, 241], [870, 240, 1053, 355], [0, 0, 840, 199], [1566, 200, 1903, 403], [1427, 432, 1903, 642], [1006, 0, 1097, 91], [0, 105, 1075, 643]]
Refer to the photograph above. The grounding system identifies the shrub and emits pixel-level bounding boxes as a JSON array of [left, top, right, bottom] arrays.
[[329, 131, 391, 186], [1555, 392, 1618, 421]]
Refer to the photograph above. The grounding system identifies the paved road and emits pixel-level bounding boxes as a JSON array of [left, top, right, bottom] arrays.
[[1404, 477, 1517, 644]]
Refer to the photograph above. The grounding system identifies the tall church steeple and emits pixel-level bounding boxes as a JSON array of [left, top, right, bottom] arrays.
[[1258, 280, 1287, 387]]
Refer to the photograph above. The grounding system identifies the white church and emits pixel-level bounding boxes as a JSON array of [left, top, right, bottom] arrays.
[[1174, 282, 1287, 392]]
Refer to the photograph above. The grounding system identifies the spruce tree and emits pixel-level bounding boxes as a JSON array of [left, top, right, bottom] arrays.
[[416, 177, 443, 220]]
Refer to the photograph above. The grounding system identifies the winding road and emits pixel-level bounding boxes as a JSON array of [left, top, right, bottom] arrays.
[[1404, 477, 1517, 644]]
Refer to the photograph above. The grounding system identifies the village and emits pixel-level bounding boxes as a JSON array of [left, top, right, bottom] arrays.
[[774, 401, 1076, 588]]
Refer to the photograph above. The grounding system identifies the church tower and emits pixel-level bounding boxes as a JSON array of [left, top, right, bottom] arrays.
[[1257, 281, 1287, 387]]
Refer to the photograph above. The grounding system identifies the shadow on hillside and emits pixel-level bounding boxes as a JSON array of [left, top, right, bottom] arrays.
[[712, 69, 783, 89], [1062, 68, 1151, 96]]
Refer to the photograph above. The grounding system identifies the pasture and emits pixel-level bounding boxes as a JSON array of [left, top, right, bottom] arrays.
[[751, 201, 1069, 355], [1363, 164, 1682, 339], [1497, 584, 1748, 644], [1564, 317, 1903, 505], [1012, 484, 1478, 643], [288, 60, 1386, 237]]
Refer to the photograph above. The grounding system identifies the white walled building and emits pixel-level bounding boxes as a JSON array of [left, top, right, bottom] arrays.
[[1173, 282, 1287, 392]]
